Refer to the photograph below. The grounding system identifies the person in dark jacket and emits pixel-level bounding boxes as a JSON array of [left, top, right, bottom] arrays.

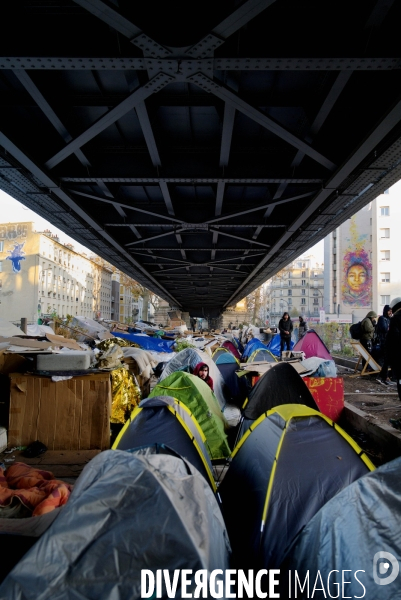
[[278, 312, 293, 353], [376, 304, 392, 385], [386, 299, 401, 425], [298, 316, 308, 338], [360, 310, 377, 353]]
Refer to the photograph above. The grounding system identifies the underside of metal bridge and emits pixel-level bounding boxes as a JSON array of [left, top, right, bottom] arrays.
[[1, 1, 401, 317]]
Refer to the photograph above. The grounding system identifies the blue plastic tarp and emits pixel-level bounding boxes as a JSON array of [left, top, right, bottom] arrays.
[[267, 333, 294, 356], [113, 332, 175, 352]]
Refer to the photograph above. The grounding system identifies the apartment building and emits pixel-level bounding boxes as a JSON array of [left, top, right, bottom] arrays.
[[324, 180, 401, 321], [265, 256, 324, 326], [0, 222, 112, 322]]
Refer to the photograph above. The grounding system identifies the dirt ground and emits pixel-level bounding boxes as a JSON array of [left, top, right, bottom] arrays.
[[338, 365, 401, 466], [339, 365, 401, 427]]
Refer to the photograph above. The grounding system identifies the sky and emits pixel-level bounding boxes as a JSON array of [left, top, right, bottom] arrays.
[[0, 190, 92, 255], [0, 190, 325, 263]]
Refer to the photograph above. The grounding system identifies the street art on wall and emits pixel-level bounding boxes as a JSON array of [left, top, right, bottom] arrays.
[[6, 242, 26, 273], [0, 223, 28, 240], [342, 217, 372, 307]]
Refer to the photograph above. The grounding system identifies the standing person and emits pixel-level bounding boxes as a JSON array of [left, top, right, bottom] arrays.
[[298, 316, 308, 338], [193, 363, 214, 392], [279, 312, 293, 354], [376, 305, 393, 385], [190, 317, 196, 333], [385, 299, 401, 426], [360, 310, 377, 354]]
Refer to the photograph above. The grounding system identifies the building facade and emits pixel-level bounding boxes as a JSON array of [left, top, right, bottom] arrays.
[[324, 181, 401, 322], [265, 256, 325, 326], [0, 222, 113, 322]]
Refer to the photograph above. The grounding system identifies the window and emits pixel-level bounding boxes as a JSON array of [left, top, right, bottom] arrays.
[[380, 206, 390, 215], [301, 271, 306, 278], [288, 280, 292, 287], [381, 272, 390, 283], [381, 295, 390, 305], [301, 298, 306, 305], [302, 289, 306, 295], [288, 289, 292, 296], [0, 241, 3, 252], [314, 306, 319, 313], [380, 228, 390, 238], [380, 250, 390, 261], [301, 279, 306, 286], [288, 298, 292, 305], [313, 299, 319, 305]]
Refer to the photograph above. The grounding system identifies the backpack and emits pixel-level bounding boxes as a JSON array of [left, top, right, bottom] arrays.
[[349, 321, 362, 340]]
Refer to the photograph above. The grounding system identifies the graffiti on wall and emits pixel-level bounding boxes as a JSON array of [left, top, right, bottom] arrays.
[[0, 224, 28, 240], [342, 216, 372, 307], [6, 242, 26, 273]]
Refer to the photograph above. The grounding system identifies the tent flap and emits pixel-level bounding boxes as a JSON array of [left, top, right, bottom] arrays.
[[0, 450, 231, 600]]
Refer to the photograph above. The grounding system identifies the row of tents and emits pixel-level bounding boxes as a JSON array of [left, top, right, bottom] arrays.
[[1, 335, 399, 599]]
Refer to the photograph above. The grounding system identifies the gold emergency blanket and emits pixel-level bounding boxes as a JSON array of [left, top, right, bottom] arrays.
[[110, 367, 141, 424], [97, 338, 138, 351]]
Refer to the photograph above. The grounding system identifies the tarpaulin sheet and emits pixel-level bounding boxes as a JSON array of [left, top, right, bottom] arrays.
[[113, 331, 175, 352], [281, 457, 401, 600], [0, 449, 231, 600]]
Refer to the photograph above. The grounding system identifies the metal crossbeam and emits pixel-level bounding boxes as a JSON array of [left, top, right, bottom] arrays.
[[207, 191, 315, 224], [223, 95, 401, 306], [188, 73, 337, 171], [14, 70, 90, 168], [68, 190, 184, 224], [61, 177, 323, 183], [1, 57, 400, 71], [45, 73, 174, 169], [0, 130, 180, 306]]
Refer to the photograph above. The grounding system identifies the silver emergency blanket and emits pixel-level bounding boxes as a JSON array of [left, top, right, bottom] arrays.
[[0, 449, 231, 600], [159, 347, 227, 408]]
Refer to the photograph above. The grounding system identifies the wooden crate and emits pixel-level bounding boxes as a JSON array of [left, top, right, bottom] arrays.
[[8, 373, 111, 451]]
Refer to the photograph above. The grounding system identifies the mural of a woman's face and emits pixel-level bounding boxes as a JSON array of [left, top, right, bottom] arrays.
[[347, 264, 367, 293]]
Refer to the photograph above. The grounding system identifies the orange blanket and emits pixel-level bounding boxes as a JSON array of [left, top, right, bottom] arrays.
[[0, 462, 73, 516]]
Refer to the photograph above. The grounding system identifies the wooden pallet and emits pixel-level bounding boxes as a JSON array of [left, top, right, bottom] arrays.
[[1, 449, 101, 480]]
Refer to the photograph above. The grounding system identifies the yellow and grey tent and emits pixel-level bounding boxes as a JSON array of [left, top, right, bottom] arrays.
[[219, 404, 375, 570], [247, 347, 277, 363], [148, 371, 230, 460], [212, 347, 239, 365], [113, 395, 216, 491]]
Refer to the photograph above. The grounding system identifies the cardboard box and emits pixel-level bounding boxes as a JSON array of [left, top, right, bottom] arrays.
[[0, 351, 29, 375], [8, 373, 111, 451]]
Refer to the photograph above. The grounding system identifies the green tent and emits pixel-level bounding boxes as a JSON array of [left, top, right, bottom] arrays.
[[149, 371, 230, 460]]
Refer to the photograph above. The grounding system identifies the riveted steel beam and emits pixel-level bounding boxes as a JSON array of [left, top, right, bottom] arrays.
[[45, 72, 174, 169]]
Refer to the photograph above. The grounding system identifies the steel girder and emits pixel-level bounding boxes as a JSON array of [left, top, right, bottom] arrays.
[[0, 0, 401, 317]]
